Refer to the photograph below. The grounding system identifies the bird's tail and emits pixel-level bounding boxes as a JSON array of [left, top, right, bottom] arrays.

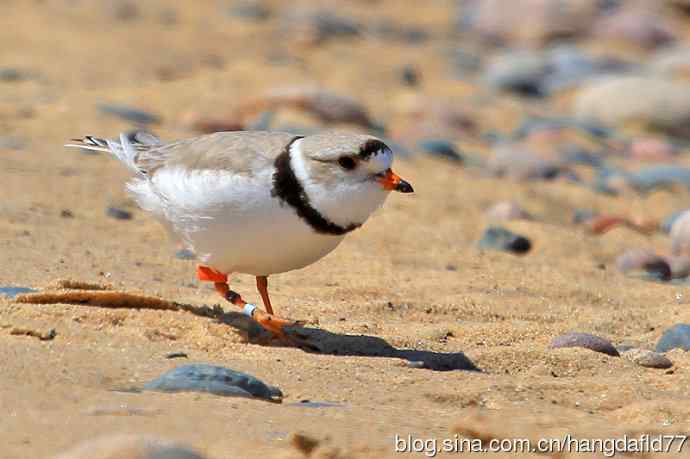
[[64, 130, 161, 176]]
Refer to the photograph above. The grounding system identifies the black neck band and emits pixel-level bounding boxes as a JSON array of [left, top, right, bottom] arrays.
[[271, 137, 361, 236]]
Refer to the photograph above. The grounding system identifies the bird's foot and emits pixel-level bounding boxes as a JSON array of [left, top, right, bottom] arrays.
[[251, 308, 306, 337]]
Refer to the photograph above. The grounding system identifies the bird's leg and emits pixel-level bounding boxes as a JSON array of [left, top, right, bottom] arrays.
[[196, 265, 297, 337], [255, 276, 274, 314]]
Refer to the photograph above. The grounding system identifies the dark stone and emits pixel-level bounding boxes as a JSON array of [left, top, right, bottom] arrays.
[[227, 1, 271, 21], [97, 103, 161, 125], [143, 364, 283, 402], [656, 324, 690, 353], [399, 65, 420, 87], [302, 11, 361, 42], [0, 287, 37, 299], [478, 227, 531, 254], [417, 139, 463, 162], [106, 207, 133, 220], [0, 68, 30, 82], [550, 332, 620, 357]]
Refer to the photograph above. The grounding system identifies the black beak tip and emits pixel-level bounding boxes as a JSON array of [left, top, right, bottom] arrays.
[[396, 180, 414, 193]]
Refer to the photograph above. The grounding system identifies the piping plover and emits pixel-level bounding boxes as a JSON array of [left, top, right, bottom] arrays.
[[66, 130, 413, 337]]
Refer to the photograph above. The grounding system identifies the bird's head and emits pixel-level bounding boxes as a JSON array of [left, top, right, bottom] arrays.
[[288, 133, 413, 230]]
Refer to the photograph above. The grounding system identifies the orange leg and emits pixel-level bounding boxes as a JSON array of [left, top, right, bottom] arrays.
[[256, 276, 274, 314], [196, 265, 296, 337]]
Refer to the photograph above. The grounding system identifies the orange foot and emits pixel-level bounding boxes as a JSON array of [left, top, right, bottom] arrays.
[[251, 309, 304, 337]]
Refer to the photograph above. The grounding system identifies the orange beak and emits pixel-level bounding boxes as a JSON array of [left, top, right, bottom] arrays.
[[376, 168, 414, 193]]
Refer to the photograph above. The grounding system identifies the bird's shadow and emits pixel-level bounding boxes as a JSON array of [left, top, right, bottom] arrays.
[[180, 303, 479, 372]]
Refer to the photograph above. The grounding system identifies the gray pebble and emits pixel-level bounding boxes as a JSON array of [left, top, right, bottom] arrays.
[[616, 249, 671, 282], [143, 364, 283, 402], [399, 65, 420, 87], [0, 68, 30, 82], [478, 226, 531, 255], [484, 50, 549, 97], [664, 255, 690, 279], [227, 1, 271, 21], [575, 77, 690, 139], [106, 206, 133, 220], [98, 103, 161, 125], [550, 332, 620, 357], [622, 348, 673, 369], [656, 324, 690, 352], [417, 139, 463, 162]]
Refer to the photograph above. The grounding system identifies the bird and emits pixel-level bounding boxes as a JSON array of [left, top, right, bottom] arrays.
[[65, 130, 413, 337]]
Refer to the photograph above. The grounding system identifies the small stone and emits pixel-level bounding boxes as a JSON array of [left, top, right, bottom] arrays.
[[61, 209, 74, 218], [54, 434, 206, 459], [550, 332, 620, 357], [485, 201, 532, 221], [106, 1, 140, 21], [487, 144, 561, 181], [417, 139, 463, 162], [0, 68, 30, 82], [0, 286, 37, 299], [616, 249, 671, 281], [478, 227, 531, 255], [664, 255, 690, 279], [0, 136, 26, 150], [484, 50, 550, 97], [143, 364, 283, 402], [98, 103, 161, 125], [622, 348, 673, 369], [227, 1, 271, 21], [175, 249, 196, 260], [106, 206, 133, 220], [656, 324, 690, 352], [399, 65, 420, 87], [575, 77, 690, 138], [671, 211, 690, 256]]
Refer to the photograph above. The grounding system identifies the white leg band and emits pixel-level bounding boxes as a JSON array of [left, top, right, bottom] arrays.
[[242, 303, 257, 318]]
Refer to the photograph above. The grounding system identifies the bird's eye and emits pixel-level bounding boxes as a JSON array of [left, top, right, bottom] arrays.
[[338, 156, 357, 171]]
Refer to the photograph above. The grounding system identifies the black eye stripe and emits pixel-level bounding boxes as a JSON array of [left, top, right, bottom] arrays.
[[358, 139, 388, 160]]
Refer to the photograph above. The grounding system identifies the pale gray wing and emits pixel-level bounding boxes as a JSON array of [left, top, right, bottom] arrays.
[[138, 131, 299, 176]]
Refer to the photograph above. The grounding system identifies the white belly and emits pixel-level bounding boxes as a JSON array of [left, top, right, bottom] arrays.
[[191, 200, 344, 276], [128, 167, 345, 276]]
